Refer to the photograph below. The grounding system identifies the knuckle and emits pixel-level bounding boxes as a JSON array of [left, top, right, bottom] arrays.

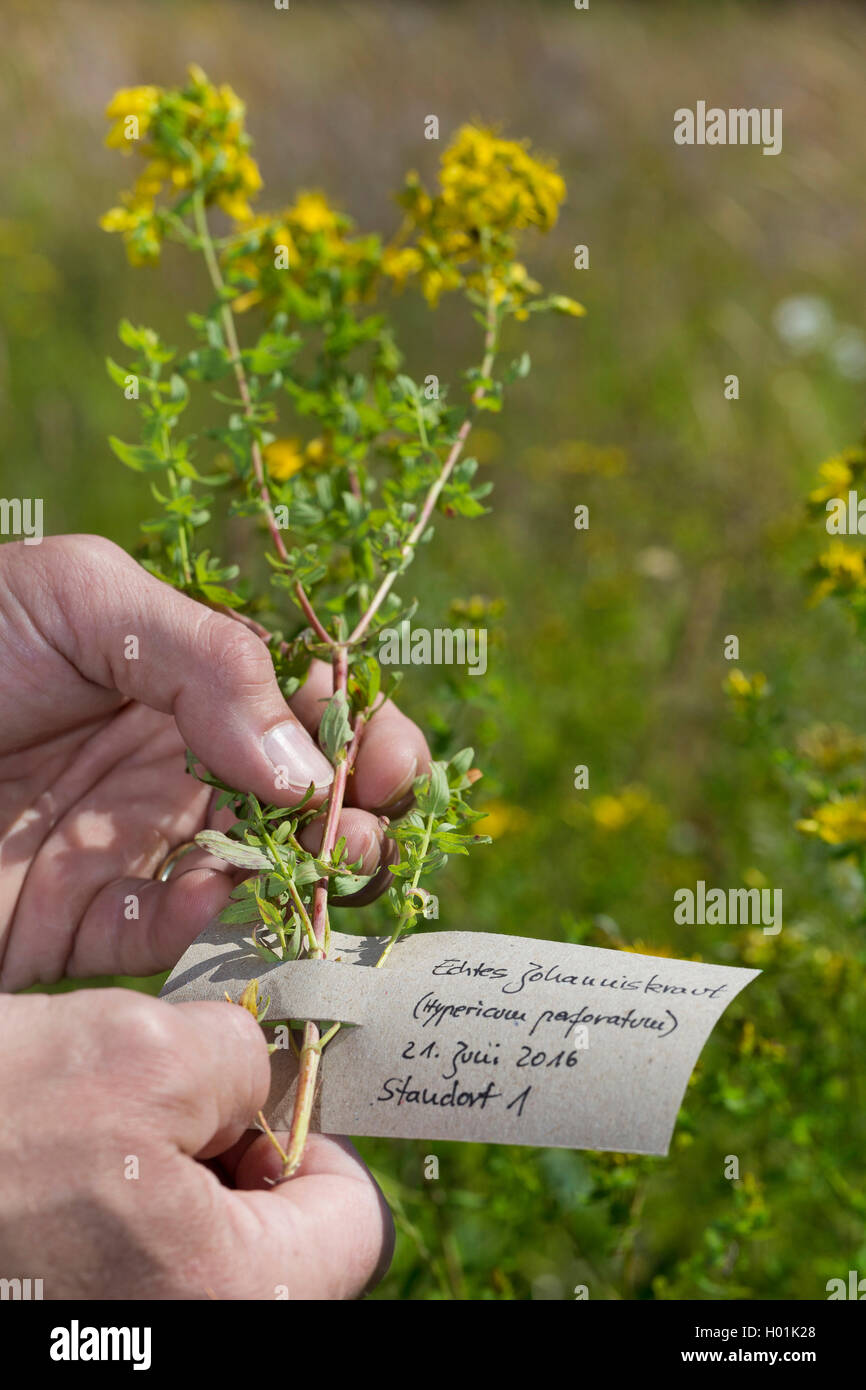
[[49, 533, 128, 574], [203, 613, 275, 690], [89, 991, 180, 1072]]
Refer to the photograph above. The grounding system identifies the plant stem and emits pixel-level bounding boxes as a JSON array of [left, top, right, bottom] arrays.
[[166, 466, 193, 585], [191, 191, 347, 1179], [279, 297, 497, 1176], [193, 205, 497, 1176], [191, 189, 330, 642], [281, 644, 352, 1178], [147, 363, 192, 585], [348, 293, 499, 645], [375, 811, 435, 968]]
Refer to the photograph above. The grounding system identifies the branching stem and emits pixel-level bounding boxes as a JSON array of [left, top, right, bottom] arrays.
[[193, 192, 498, 1180]]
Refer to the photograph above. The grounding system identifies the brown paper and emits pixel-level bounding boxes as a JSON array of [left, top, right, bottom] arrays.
[[161, 923, 759, 1155]]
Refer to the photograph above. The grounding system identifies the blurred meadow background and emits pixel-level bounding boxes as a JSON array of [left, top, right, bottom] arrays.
[[2, 0, 866, 1299]]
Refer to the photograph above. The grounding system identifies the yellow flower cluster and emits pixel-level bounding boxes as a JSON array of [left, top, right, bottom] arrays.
[[101, 66, 262, 264], [724, 669, 769, 704], [590, 784, 658, 832], [807, 445, 866, 507], [809, 539, 866, 604], [477, 800, 530, 840], [449, 594, 506, 622], [226, 190, 381, 313], [388, 125, 580, 310], [796, 795, 866, 846], [264, 435, 331, 482], [738, 1020, 786, 1062]]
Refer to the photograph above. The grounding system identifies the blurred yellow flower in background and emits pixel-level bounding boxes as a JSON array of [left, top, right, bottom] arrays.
[[264, 438, 305, 481], [380, 244, 425, 289], [478, 801, 530, 839], [590, 784, 656, 832], [807, 446, 866, 507], [104, 86, 161, 146], [290, 191, 341, 234], [796, 795, 866, 845], [809, 539, 866, 604], [725, 669, 769, 704], [304, 437, 330, 467]]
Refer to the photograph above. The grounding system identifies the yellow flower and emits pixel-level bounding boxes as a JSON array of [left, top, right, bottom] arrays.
[[590, 785, 654, 832], [478, 801, 530, 839], [304, 437, 329, 466], [98, 197, 161, 264], [810, 540, 866, 604], [289, 191, 340, 234], [264, 438, 305, 481], [231, 287, 265, 314], [395, 124, 568, 306], [549, 295, 587, 318], [438, 125, 565, 236], [381, 244, 424, 289], [808, 447, 866, 506], [449, 594, 506, 622], [105, 85, 161, 119], [225, 979, 269, 1021], [725, 669, 769, 702], [796, 795, 866, 845], [102, 66, 264, 263], [620, 939, 677, 958], [104, 86, 161, 148]]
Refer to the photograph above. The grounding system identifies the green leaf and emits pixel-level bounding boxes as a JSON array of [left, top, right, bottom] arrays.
[[218, 897, 262, 926], [108, 436, 165, 473], [395, 373, 419, 400], [415, 761, 450, 818], [449, 747, 475, 776], [254, 890, 286, 932], [194, 830, 271, 870], [117, 318, 147, 352], [106, 356, 135, 390], [331, 871, 376, 896], [318, 689, 352, 764], [285, 917, 303, 960]]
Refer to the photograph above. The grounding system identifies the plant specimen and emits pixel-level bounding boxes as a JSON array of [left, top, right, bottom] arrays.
[[101, 65, 583, 1177]]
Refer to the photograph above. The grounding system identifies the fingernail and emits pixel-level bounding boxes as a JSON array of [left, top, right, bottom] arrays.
[[360, 825, 381, 870], [378, 758, 418, 813], [263, 720, 333, 790]]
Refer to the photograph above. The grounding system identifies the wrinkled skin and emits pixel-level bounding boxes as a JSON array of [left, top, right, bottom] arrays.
[[0, 535, 431, 1298]]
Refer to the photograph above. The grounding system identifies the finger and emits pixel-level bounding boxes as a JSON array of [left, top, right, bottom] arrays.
[[36, 535, 333, 806], [158, 1000, 272, 1159], [66, 866, 238, 978], [221, 1131, 395, 1299], [290, 659, 431, 816], [349, 700, 431, 816], [298, 806, 400, 906], [0, 706, 216, 991]]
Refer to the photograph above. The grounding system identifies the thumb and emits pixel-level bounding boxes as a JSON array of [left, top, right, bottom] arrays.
[[38, 534, 333, 804]]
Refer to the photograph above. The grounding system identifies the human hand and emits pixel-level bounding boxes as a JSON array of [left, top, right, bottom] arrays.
[[0, 534, 429, 991], [0, 988, 393, 1298]]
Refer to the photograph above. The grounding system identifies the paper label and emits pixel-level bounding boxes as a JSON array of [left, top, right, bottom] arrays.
[[161, 924, 759, 1155]]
